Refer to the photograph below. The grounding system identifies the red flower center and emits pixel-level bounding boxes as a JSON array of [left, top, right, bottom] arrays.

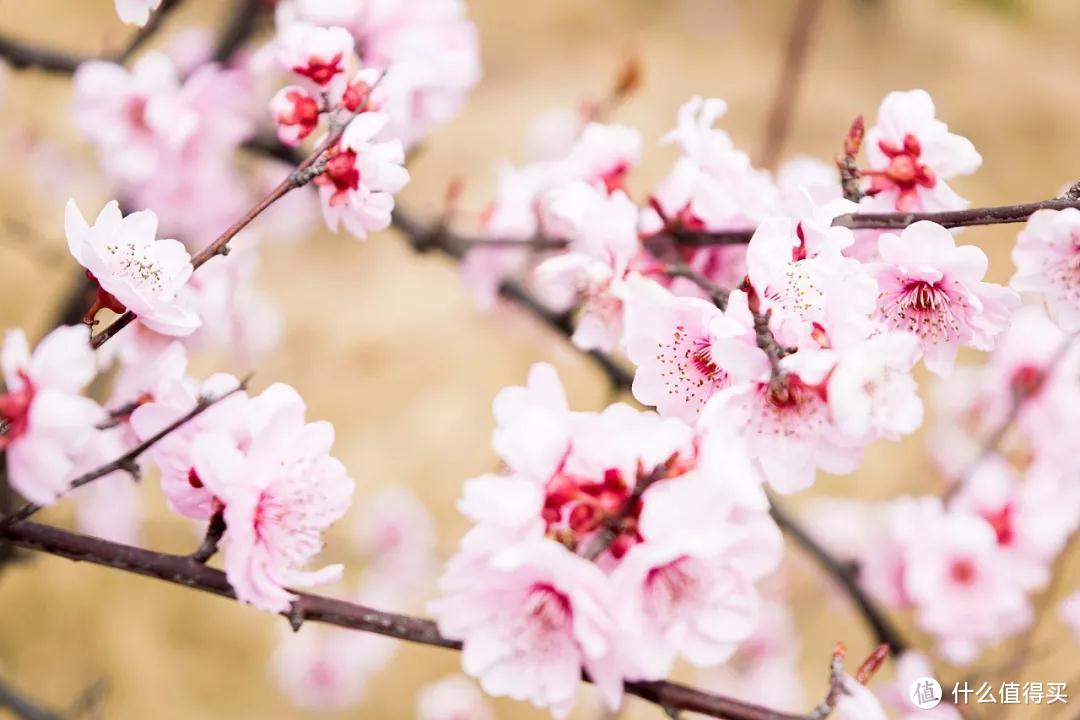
[[864, 133, 937, 212], [0, 371, 35, 447], [292, 53, 344, 86], [315, 146, 360, 206], [949, 557, 977, 585], [982, 504, 1015, 546]]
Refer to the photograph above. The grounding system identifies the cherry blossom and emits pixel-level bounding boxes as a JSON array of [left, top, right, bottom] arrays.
[[1011, 207, 1080, 332], [699, 372, 861, 494], [189, 386, 354, 611], [73, 53, 199, 184], [129, 373, 250, 520], [612, 471, 782, 679], [276, 23, 355, 86], [71, 427, 144, 545], [899, 497, 1032, 663], [826, 331, 923, 441], [275, 0, 480, 147], [65, 199, 200, 336], [416, 675, 495, 720], [270, 86, 321, 146], [622, 275, 767, 422], [114, 0, 162, 26], [862, 89, 981, 213], [870, 220, 1019, 374], [535, 183, 640, 350], [316, 111, 409, 239], [352, 485, 437, 595], [430, 539, 623, 718], [1, 326, 104, 505]]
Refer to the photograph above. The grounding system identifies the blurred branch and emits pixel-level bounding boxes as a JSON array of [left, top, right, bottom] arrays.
[[2, 521, 830, 720], [0, 675, 60, 720], [0, 0, 183, 74], [758, 0, 825, 171], [212, 0, 268, 63], [769, 496, 910, 655], [0, 377, 250, 530]]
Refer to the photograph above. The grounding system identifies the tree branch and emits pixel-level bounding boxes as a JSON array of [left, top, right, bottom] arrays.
[[1, 520, 825, 720], [768, 496, 910, 655], [0, 675, 60, 720], [0, 0, 183, 74], [758, 0, 824, 171], [212, 0, 267, 64]]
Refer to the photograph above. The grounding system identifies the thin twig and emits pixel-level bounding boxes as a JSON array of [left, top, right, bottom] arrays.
[[190, 509, 226, 564], [88, 77, 383, 350], [769, 496, 910, 655], [114, 0, 185, 64], [1, 521, 817, 720], [212, 0, 266, 63], [0, 377, 249, 529], [758, 0, 825, 171]]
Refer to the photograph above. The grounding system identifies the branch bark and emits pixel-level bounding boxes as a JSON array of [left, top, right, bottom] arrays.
[[1, 521, 817, 720]]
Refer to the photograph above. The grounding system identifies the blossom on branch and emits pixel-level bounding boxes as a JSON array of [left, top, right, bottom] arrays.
[[1011, 207, 1080, 332], [1, 326, 104, 505], [870, 220, 1019, 374], [65, 199, 200, 336], [862, 89, 981, 213], [276, 23, 356, 87], [316, 111, 409, 239]]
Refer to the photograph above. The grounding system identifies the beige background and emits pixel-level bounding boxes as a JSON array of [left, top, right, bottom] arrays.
[[2, 0, 1080, 717]]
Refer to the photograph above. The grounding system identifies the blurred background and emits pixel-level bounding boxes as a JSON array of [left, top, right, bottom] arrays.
[[2, 0, 1080, 717]]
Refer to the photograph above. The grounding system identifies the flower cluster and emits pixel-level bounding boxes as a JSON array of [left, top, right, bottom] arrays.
[[268, 23, 410, 239], [431, 363, 782, 716]]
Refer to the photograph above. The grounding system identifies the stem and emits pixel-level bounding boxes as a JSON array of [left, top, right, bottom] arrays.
[[758, 0, 824, 171], [0, 676, 60, 720], [768, 496, 910, 655], [0, 521, 818, 720], [190, 509, 226, 564]]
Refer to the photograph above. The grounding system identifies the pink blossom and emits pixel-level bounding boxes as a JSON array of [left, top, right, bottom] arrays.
[[416, 675, 494, 720], [1, 326, 104, 505], [560, 122, 641, 192], [900, 498, 1032, 663], [611, 472, 782, 679], [271, 622, 396, 711], [65, 199, 200, 337], [1011, 207, 1080, 332], [71, 427, 144, 545], [430, 539, 623, 718], [826, 332, 923, 441], [870, 220, 1019, 374], [491, 362, 571, 485], [650, 97, 777, 232], [72, 53, 198, 184], [276, 0, 480, 147], [950, 458, 1080, 591], [270, 86, 321, 146], [276, 23, 355, 86], [699, 373, 861, 494], [352, 485, 437, 596], [535, 183, 640, 351], [129, 373, 251, 520], [316, 112, 409, 239], [189, 389, 354, 612], [694, 600, 805, 714], [746, 205, 877, 350], [114, 0, 162, 26], [862, 89, 981, 213], [622, 275, 767, 422]]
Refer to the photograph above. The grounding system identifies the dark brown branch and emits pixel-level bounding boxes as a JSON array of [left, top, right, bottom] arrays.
[[1, 521, 817, 720], [190, 508, 226, 564], [769, 497, 910, 655], [0, 0, 183, 74], [0, 377, 249, 529], [758, 0, 824, 171], [0, 676, 60, 720], [212, 0, 267, 63]]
